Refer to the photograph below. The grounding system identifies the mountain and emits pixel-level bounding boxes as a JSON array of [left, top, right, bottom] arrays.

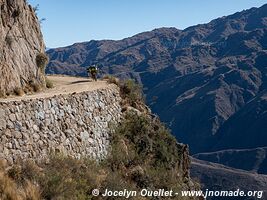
[[47, 4, 267, 154], [193, 147, 267, 174], [213, 93, 267, 151], [0, 0, 46, 94], [191, 158, 267, 200]]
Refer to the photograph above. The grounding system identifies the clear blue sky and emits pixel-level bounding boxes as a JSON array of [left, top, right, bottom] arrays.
[[28, 0, 267, 48]]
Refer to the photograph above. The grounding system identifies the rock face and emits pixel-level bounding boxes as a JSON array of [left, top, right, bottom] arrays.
[[46, 4, 267, 154], [0, 0, 45, 94], [0, 85, 122, 164]]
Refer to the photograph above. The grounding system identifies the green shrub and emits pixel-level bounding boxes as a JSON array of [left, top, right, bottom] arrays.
[[45, 77, 54, 88], [119, 79, 144, 107], [111, 111, 181, 169], [36, 53, 49, 73]]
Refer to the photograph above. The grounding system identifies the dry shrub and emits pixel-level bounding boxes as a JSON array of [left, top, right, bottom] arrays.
[[14, 87, 24, 96], [23, 181, 41, 200], [23, 81, 44, 94], [0, 171, 21, 200], [30, 82, 42, 92], [12, 9, 21, 18], [23, 85, 34, 94], [0, 90, 6, 98], [5, 91, 11, 96], [37, 156, 101, 200], [0, 161, 40, 200], [103, 75, 120, 85]]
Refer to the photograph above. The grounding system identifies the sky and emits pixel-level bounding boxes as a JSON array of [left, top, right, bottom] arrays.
[[28, 0, 267, 48]]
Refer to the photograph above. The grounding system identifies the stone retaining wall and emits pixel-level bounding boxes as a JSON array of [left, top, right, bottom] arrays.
[[0, 85, 122, 164]]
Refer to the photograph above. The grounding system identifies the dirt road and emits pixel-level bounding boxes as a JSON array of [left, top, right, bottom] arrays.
[[0, 76, 110, 102]]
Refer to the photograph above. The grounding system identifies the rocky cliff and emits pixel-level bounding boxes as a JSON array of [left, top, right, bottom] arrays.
[[0, 0, 45, 94]]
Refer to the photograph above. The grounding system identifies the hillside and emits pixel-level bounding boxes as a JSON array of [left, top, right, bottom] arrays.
[[191, 158, 267, 200], [0, 0, 46, 95], [193, 147, 267, 174], [47, 4, 267, 154], [213, 93, 267, 151]]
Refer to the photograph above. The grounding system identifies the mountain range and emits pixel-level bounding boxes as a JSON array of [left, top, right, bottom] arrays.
[[47, 3, 267, 154], [46, 4, 267, 198]]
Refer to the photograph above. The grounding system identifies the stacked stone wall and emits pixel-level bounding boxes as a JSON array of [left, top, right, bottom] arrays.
[[0, 86, 122, 164]]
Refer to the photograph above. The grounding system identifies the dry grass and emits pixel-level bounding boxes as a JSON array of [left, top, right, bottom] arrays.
[[0, 161, 40, 200]]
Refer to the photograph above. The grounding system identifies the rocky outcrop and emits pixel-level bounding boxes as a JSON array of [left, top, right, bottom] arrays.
[[0, 85, 122, 164], [0, 0, 45, 94]]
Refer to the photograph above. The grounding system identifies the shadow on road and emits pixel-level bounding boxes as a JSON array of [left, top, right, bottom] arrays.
[[69, 80, 92, 85]]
